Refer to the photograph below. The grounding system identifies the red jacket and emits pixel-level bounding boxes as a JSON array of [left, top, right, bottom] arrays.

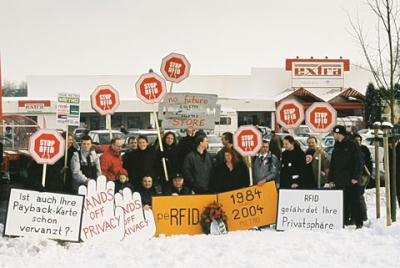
[[100, 146, 128, 181]]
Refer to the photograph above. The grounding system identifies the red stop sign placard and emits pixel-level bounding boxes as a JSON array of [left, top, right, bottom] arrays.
[[233, 125, 262, 156], [306, 102, 337, 133], [135, 73, 167, 104], [160, 53, 191, 83], [29, 129, 65, 165], [90, 85, 120, 115], [276, 99, 304, 129]]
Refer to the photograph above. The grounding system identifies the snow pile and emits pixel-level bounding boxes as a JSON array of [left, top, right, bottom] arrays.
[[1, 189, 399, 268]]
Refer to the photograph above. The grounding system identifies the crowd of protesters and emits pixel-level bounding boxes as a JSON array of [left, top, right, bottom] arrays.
[[17, 124, 400, 230]]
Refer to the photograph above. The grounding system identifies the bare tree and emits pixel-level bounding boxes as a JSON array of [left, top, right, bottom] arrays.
[[350, 0, 400, 124]]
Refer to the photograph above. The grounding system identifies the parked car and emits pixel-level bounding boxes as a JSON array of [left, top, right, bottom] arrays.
[[88, 130, 125, 153]]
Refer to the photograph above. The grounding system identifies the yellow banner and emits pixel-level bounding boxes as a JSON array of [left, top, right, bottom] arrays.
[[218, 182, 278, 231], [152, 194, 217, 236]]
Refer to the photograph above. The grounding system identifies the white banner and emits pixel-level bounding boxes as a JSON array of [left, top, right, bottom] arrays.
[[276, 189, 343, 231], [4, 189, 84, 242], [158, 93, 219, 130]]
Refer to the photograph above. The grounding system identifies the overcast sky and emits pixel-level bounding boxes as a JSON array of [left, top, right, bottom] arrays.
[[0, 0, 374, 82]]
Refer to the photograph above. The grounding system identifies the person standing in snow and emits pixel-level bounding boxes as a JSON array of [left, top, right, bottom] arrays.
[[252, 140, 279, 186], [280, 136, 314, 189], [327, 125, 364, 228]]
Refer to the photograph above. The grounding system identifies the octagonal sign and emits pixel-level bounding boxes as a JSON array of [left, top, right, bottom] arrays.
[[135, 72, 167, 104], [306, 102, 337, 133], [29, 129, 65, 165], [160, 53, 191, 83], [233, 125, 262, 157], [276, 99, 304, 129], [91, 85, 120, 115]]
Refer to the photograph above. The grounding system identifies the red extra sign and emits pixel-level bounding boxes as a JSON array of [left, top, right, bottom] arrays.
[[305, 102, 337, 133], [135, 73, 167, 104], [233, 125, 262, 156], [29, 129, 65, 165], [90, 85, 120, 115], [276, 99, 304, 129], [160, 53, 191, 83]]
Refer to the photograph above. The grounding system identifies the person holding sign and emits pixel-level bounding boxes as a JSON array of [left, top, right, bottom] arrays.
[[252, 140, 279, 186], [280, 136, 314, 189], [156, 131, 180, 189], [210, 149, 249, 193], [182, 133, 214, 194], [327, 125, 364, 228], [70, 135, 101, 193]]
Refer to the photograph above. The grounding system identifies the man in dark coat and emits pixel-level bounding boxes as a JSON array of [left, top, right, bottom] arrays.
[[164, 173, 192, 195], [328, 125, 364, 228], [182, 133, 214, 194]]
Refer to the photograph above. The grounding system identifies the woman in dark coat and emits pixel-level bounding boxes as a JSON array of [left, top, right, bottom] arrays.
[[280, 135, 315, 189], [210, 149, 250, 193], [157, 131, 180, 188], [123, 135, 157, 191]]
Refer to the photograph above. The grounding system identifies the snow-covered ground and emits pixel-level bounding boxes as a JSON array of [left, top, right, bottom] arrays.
[[1, 189, 399, 268]]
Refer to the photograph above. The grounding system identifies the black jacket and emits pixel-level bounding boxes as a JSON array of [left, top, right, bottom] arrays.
[[177, 136, 195, 166], [123, 147, 157, 190], [182, 150, 214, 193], [157, 143, 180, 184], [360, 144, 373, 174], [280, 146, 314, 189], [328, 138, 363, 187], [210, 161, 249, 193], [138, 186, 158, 206], [164, 184, 192, 195]]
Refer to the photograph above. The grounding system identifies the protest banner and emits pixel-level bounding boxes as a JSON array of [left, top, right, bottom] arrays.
[[158, 93, 219, 130], [276, 189, 344, 231], [78, 176, 125, 242], [114, 188, 156, 240], [217, 182, 278, 231], [152, 194, 217, 236], [4, 188, 84, 242]]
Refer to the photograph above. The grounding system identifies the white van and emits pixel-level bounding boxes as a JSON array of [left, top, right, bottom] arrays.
[[214, 108, 238, 136]]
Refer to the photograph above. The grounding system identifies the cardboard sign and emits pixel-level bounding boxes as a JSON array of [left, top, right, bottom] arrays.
[[114, 188, 156, 240], [57, 93, 80, 126], [152, 194, 217, 236], [276, 189, 343, 231], [79, 176, 125, 242], [218, 182, 278, 231], [4, 188, 84, 242], [158, 93, 219, 130]]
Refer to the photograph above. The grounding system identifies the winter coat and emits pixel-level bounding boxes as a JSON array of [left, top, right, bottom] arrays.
[[305, 148, 330, 188], [123, 146, 157, 190], [360, 145, 373, 174], [210, 161, 249, 193], [100, 146, 128, 182], [280, 146, 314, 189], [26, 158, 65, 192], [177, 136, 195, 166], [64, 145, 78, 193], [270, 134, 282, 160], [164, 184, 192, 196], [157, 143, 180, 184], [328, 138, 363, 188], [70, 149, 102, 193], [182, 150, 214, 193], [252, 152, 279, 185], [138, 187, 158, 206]]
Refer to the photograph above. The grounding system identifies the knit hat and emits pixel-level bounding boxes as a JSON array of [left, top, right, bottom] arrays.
[[172, 173, 184, 180], [332, 125, 346, 135]]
